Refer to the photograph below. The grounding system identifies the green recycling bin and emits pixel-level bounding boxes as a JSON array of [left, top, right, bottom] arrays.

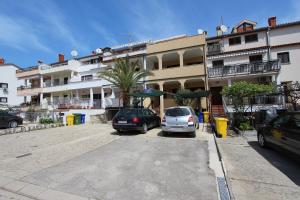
[[73, 113, 82, 125]]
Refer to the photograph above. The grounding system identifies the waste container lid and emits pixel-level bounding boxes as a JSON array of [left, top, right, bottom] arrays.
[[216, 117, 228, 121], [67, 114, 74, 116], [203, 111, 209, 114]]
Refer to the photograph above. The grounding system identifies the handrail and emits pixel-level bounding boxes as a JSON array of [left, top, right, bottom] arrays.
[[208, 60, 280, 78]]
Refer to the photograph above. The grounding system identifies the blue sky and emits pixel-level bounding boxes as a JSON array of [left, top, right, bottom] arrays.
[[0, 0, 300, 68]]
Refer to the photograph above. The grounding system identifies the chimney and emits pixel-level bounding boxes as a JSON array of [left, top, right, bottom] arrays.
[[58, 54, 64, 62], [0, 58, 4, 64], [216, 26, 222, 36], [268, 16, 277, 27]]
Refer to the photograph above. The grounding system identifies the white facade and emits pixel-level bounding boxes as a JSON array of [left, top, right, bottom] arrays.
[[207, 20, 300, 86], [0, 64, 24, 106]]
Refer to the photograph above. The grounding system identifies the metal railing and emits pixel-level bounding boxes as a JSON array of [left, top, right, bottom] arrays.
[[208, 60, 281, 78], [223, 95, 284, 106]]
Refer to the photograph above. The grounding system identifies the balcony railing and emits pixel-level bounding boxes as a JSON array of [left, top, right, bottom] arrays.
[[207, 44, 222, 55], [208, 60, 280, 78], [223, 95, 284, 106]]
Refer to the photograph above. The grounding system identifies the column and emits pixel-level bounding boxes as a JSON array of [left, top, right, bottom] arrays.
[[227, 79, 232, 87], [50, 93, 53, 105], [50, 75, 54, 86], [143, 56, 147, 90], [178, 51, 184, 67], [159, 82, 164, 118], [25, 79, 28, 87], [89, 88, 94, 108], [101, 87, 106, 109], [40, 93, 43, 106], [40, 76, 43, 88], [158, 55, 163, 70], [179, 80, 185, 90]]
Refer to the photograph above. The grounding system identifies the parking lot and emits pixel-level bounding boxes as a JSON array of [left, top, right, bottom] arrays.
[[0, 124, 220, 200]]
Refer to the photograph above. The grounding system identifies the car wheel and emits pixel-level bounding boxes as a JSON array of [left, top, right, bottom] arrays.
[[141, 123, 148, 134], [9, 121, 18, 128], [258, 133, 267, 148]]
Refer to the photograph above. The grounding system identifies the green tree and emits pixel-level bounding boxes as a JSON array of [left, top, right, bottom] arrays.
[[281, 81, 300, 111], [98, 58, 152, 107], [222, 81, 275, 126]]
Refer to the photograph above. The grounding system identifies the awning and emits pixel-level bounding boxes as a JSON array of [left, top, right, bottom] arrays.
[[175, 90, 210, 98], [129, 89, 164, 97]]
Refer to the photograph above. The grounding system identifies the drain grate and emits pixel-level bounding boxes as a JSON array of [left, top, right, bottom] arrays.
[[16, 153, 32, 158], [217, 177, 230, 200]]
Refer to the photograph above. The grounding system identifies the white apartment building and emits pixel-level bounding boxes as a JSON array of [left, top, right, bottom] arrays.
[[0, 58, 24, 107], [206, 17, 300, 114], [16, 41, 148, 121]]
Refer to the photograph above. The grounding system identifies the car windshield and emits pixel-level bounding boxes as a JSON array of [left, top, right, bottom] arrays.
[[165, 108, 190, 117], [117, 109, 138, 117]]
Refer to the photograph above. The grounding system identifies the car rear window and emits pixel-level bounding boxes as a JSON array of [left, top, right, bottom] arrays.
[[116, 109, 138, 117], [165, 108, 190, 117], [293, 114, 300, 128]]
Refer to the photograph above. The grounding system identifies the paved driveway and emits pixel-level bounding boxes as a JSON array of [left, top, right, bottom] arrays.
[[217, 134, 300, 200], [0, 124, 219, 200]]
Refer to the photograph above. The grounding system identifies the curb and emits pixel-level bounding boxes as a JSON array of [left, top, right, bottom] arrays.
[[0, 124, 65, 136], [212, 133, 235, 200]]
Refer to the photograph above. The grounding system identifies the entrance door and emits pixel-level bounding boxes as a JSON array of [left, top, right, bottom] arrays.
[[211, 87, 223, 105]]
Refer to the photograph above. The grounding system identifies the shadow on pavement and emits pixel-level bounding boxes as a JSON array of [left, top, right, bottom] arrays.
[[110, 131, 140, 136], [248, 141, 300, 186], [157, 131, 196, 138]]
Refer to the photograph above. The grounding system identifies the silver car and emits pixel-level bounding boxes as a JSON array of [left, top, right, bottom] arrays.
[[161, 106, 199, 133]]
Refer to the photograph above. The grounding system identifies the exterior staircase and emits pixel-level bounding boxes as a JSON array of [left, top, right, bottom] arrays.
[[211, 105, 226, 117]]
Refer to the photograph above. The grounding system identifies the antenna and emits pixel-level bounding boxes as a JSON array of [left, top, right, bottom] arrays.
[[220, 25, 228, 33], [71, 50, 78, 58], [95, 48, 102, 54]]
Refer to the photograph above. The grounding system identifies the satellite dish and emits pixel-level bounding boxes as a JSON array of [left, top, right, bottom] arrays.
[[95, 48, 102, 54], [197, 29, 204, 34], [71, 50, 78, 57], [220, 25, 228, 33]]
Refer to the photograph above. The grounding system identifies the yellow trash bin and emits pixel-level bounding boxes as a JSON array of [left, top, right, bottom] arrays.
[[203, 111, 209, 123], [215, 117, 228, 138], [66, 114, 75, 126]]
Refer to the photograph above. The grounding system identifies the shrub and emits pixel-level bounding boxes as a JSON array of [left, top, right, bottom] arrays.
[[39, 118, 54, 124]]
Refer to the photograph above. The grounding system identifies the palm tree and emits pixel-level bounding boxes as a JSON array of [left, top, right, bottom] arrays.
[[98, 58, 152, 107]]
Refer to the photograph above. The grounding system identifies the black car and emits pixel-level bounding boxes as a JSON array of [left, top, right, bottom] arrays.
[[0, 112, 23, 128], [112, 108, 161, 133], [257, 112, 300, 157]]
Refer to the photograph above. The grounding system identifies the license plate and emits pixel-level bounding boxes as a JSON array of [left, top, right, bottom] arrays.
[[118, 121, 127, 124]]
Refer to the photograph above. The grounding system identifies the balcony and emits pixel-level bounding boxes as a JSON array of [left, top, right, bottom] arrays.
[[51, 98, 102, 109], [207, 43, 222, 55], [208, 60, 280, 78], [17, 86, 42, 96]]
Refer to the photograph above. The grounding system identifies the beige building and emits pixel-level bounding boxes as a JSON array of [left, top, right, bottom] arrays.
[[144, 34, 208, 117]]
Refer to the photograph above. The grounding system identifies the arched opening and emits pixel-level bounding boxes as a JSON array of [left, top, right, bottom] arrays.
[[146, 56, 159, 70], [183, 48, 204, 66], [162, 52, 180, 69], [163, 81, 180, 108]]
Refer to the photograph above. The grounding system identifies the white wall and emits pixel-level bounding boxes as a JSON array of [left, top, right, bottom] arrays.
[[223, 31, 267, 52], [0, 65, 24, 106], [272, 45, 300, 82], [270, 25, 300, 47]]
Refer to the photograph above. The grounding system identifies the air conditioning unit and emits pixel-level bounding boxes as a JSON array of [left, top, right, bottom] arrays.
[[2, 88, 8, 93]]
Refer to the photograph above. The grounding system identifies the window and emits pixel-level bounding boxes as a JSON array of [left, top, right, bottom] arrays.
[[277, 52, 290, 64], [0, 97, 7, 103], [249, 55, 263, 63], [212, 60, 224, 67], [64, 77, 68, 84], [81, 75, 93, 81], [229, 37, 241, 45], [0, 83, 8, 88], [245, 34, 258, 43]]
